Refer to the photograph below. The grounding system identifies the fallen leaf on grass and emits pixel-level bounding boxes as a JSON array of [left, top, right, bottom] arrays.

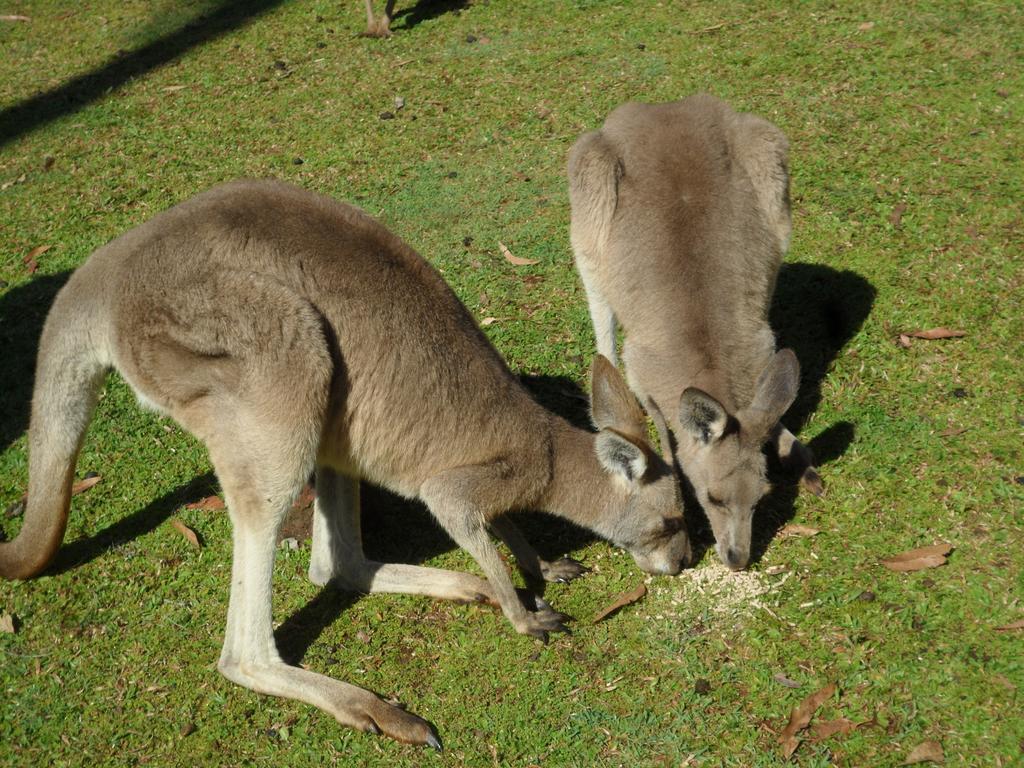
[[903, 740, 944, 764], [0, 14, 30, 21], [881, 542, 952, 572], [777, 682, 837, 759], [905, 328, 966, 341], [938, 426, 967, 438], [779, 524, 820, 537], [0, 613, 15, 633], [858, 21, 875, 31], [169, 518, 201, 549], [898, 333, 913, 348], [162, 85, 188, 92], [71, 475, 102, 495], [810, 717, 857, 740], [591, 583, 646, 623], [12, 474, 101, 508], [23, 244, 51, 273], [185, 495, 225, 511], [994, 618, 1024, 632], [480, 316, 498, 326], [499, 241, 538, 266]]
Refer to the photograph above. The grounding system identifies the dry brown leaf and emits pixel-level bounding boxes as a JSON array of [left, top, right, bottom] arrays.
[[591, 583, 647, 623], [777, 682, 837, 759], [889, 202, 907, 227], [0, 613, 15, 633], [994, 618, 1024, 632], [480, 316, 498, 326], [906, 328, 966, 341], [858, 21, 875, 31], [810, 717, 856, 740], [23, 245, 52, 275], [185, 495, 225, 511], [25, 244, 52, 262], [162, 85, 188, 92], [938, 426, 967, 438], [169, 518, 201, 549], [499, 241, 538, 266], [779, 524, 820, 538], [0, 14, 30, 21], [71, 475, 102, 495], [881, 542, 952, 572], [898, 333, 913, 348], [903, 740, 944, 764]]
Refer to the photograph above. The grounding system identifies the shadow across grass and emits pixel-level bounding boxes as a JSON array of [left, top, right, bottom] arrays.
[[744, 263, 876, 563], [47, 473, 218, 575], [771, 263, 876, 435], [391, 0, 471, 33], [0, 0, 288, 148], [0, 271, 70, 453]]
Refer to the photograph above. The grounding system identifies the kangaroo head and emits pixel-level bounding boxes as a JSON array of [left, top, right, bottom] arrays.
[[674, 349, 800, 570], [589, 355, 692, 575]]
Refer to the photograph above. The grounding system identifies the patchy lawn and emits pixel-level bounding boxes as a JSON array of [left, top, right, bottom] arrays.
[[1, 1, 1021, 765]]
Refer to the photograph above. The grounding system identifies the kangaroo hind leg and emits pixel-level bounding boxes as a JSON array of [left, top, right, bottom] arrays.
[[121, 278, 438, 747]]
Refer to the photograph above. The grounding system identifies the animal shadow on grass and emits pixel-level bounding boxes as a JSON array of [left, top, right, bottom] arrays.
[[0, 271, 71, 454], [390, 0, 470, 33], [745, 264, 876, 564]]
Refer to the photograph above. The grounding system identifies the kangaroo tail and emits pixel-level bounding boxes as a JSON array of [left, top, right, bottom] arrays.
[[0, 282, 108, 578]]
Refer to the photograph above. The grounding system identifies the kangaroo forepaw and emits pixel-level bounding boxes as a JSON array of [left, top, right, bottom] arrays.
[[512, 592, 573, 641], [541, 557, 589, 583]]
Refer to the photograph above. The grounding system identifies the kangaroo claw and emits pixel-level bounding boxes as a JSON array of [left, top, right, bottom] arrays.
[[425, 731, 443, 751]]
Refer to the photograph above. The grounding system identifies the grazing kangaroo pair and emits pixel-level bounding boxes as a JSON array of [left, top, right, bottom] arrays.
[[0, 180, 690, 747], [568, 94, 824, 572]]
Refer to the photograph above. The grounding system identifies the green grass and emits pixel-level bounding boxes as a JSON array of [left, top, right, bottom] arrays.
[[1, 0, 1022, 765]]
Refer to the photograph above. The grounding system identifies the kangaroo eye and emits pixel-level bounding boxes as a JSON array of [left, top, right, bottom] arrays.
[[707, 494, 725, 507]]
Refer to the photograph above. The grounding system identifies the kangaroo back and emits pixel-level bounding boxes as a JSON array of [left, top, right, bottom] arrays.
[[568, 95, 820, 571]]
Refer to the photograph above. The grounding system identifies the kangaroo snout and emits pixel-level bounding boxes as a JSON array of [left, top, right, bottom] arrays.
[[723, 545, 749, 571]]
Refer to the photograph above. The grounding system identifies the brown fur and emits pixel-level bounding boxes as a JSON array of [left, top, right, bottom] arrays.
[[568, 94, 823, 572], [0, 179, 690, 747]]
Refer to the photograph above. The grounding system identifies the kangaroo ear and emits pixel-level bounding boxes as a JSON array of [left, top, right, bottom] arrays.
[[678, 388, 730, 445], [595, 430, 648, 484], [590, 355, 647, 438], [740, 349, 800, 442]]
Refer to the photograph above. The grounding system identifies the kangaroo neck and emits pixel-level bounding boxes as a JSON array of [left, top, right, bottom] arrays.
[[537, 417, 612, 533]]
